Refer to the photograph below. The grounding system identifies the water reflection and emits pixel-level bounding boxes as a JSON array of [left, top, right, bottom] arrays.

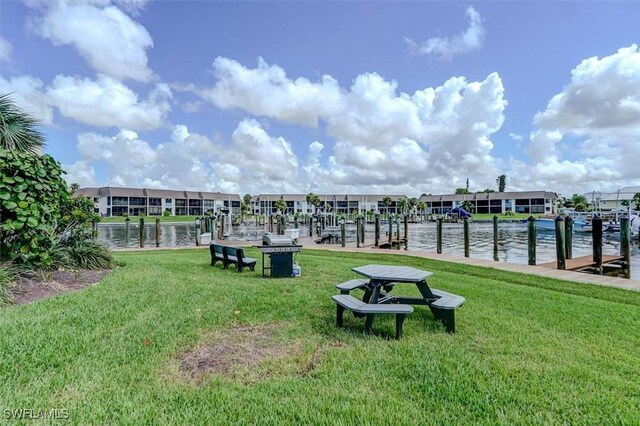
[[98, 221, 639, 277]]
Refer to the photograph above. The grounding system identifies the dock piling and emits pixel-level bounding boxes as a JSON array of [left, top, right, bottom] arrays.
[[527, 216, 536, 265], [555, 216, 566, 270], [139, 217, 145, 248], [592, 216, 603, 273], [463, 217, 470, 258], [155, 218, 160, 248], [437, 217, 443, 254], [493, 215, 498, 261], [564, 216, 573, 260]]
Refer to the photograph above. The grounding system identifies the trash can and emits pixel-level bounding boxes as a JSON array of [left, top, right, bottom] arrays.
[[200, 232, 211, 245]]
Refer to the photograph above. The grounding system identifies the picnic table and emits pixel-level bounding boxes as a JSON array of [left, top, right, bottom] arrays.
[[343, 264, 465, 333]]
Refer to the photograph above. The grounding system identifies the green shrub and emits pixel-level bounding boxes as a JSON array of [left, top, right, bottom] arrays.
[[163, 210, 171, 217], [53, 240, 113, 270], [0, 262, 17, 306], [0, 148, 70, 266]]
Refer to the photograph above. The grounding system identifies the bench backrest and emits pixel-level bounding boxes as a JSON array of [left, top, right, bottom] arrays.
[[223, 246, 245, 259], [210, 243, 224, 256]]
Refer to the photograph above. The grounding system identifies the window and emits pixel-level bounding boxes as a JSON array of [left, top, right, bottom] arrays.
[[175, 199, 186, 207], [203, 199, 215, 208], [531, 198, 545, 205], [112, 196, 128, 206], [129, 197, 146, 206], [107, 196, 111, 206], [165, 198, 172, 204], [188, 199, 202, 207], [148, 198, 161, 206], [490, 200, 502, 206]]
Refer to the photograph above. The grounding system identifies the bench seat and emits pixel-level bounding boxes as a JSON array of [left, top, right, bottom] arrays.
[[335, 279, 369, 294], [223, 246, 257, 272], [429, 289, 465, 333], [332, 294, 413, 339]]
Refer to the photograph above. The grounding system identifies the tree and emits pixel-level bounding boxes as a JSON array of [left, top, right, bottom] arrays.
[[397, 198, 409, 215], [496, 174, 507, 192], [455, 188, 469, 195], [417, 201, 427, 220], [241, 193, 252, 219], [274, 197, 287, 213], [461, 200, 474, 213], [306, 192, 321, 213], [479, 188, 495, 193], [69, 183, 80, 194], [0, 94, 44, 155], [633, 193, 640, 210], [383, 196, 392, 215]]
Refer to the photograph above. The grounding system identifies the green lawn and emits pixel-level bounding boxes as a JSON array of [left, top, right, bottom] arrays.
[[1, 248, 639, 424], [471, 213, 544, 221]]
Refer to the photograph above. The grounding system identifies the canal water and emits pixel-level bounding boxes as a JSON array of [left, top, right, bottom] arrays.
[[97, 221, 640, 278]]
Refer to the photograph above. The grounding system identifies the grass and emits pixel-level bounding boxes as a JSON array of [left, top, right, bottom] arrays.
[[1, 248, 639, 424], [471, 213, 544, 221]]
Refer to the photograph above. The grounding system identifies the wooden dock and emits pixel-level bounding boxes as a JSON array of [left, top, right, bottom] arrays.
[[539, 254, 625, 271]]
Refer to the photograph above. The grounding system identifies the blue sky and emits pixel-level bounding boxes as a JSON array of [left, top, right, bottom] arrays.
[[1, 1, 640, 198]]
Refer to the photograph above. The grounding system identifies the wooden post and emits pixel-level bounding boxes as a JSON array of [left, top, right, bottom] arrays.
[[592, 216, 603, 273], [564, 215, 573, 260], [555, 216, 566, 270], [437, 217, 443, 254], [309, 216, 313, 237], [463, 217, 469, 258], [620, 216, 631, 266], [139, 217, 145, 248], [527, 216, 536, 266], [195, 218, 201, 246], [396, 216, 400, 250], [91, 220, 97, 240], [294, 216, 298, 229], [155, 218, 160, 248], [360, 215, 365, 245], [374, 214, 380, 248], [269, 215, 273, 233], [388, 216, 393, 247], [356, 217, 361, 248], [220, 215, 225, 239], [124, 217, 130, 248], [493, 215, 498, 261], [404, 214, 409, 250], [341, 220, 346, 247]]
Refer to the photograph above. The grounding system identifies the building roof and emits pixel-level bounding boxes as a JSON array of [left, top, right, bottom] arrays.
[[74, 187, 100, 197], [144, 188, 185, 198], [419, 191, 558, 202], [76, 187, 241, 201]]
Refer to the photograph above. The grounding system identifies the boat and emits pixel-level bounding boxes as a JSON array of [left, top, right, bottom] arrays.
[[524, 216, 606, 233]]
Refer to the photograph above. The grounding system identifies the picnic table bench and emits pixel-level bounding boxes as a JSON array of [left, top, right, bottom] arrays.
[[209, 243, 257, 273], [332, 294, 413, 339]]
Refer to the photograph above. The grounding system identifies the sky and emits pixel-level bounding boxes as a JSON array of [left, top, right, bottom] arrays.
[[1, 0, 640, 199]]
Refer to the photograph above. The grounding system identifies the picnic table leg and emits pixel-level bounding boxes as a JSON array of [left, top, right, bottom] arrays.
[[364, 314, 374, 334], [336, 304, 345, 327], [415, 281, 436, 300], [429, 307, 455, 333], [395, 314, 407, 339]]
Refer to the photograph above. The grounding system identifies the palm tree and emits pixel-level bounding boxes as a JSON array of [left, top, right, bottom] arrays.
[[383, 196, 392, 216], [633, 193, 640, 210], [306, 192, 321, 214], [274, 197, 287, 213], [417, 201, 427, 221], [397, 198, 409, 215], [0, 93, 44, 154]]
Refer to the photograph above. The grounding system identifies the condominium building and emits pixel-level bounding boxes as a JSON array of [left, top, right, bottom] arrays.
[[250, 194, 407, 216], [75, 187, 241, 217], [419, 191, 558, 215]]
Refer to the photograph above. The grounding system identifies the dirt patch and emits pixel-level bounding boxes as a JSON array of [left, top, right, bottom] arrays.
[[10, 269, 110, 305], [178, 323, 322, 384]]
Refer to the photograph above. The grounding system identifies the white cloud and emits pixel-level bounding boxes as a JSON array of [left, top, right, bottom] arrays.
[[29, 0, 154, 82], [47, 74, 171, 130], [522, 44, 640, 194], [203, 57, 345, 127], [509, 132, 523, 142], [63, 161, 96, 187], [405, 7, 485, 60], [0, 75, 54, 124], [0, 36, 12, 62], [192, 57, 507, 194]]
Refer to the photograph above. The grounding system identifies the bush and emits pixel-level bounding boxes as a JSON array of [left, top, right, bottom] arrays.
[[163, 210, 171, 217], [53, 240, 113, 270], [0, 262, 17, 306], [0, 148, 70, 266]]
